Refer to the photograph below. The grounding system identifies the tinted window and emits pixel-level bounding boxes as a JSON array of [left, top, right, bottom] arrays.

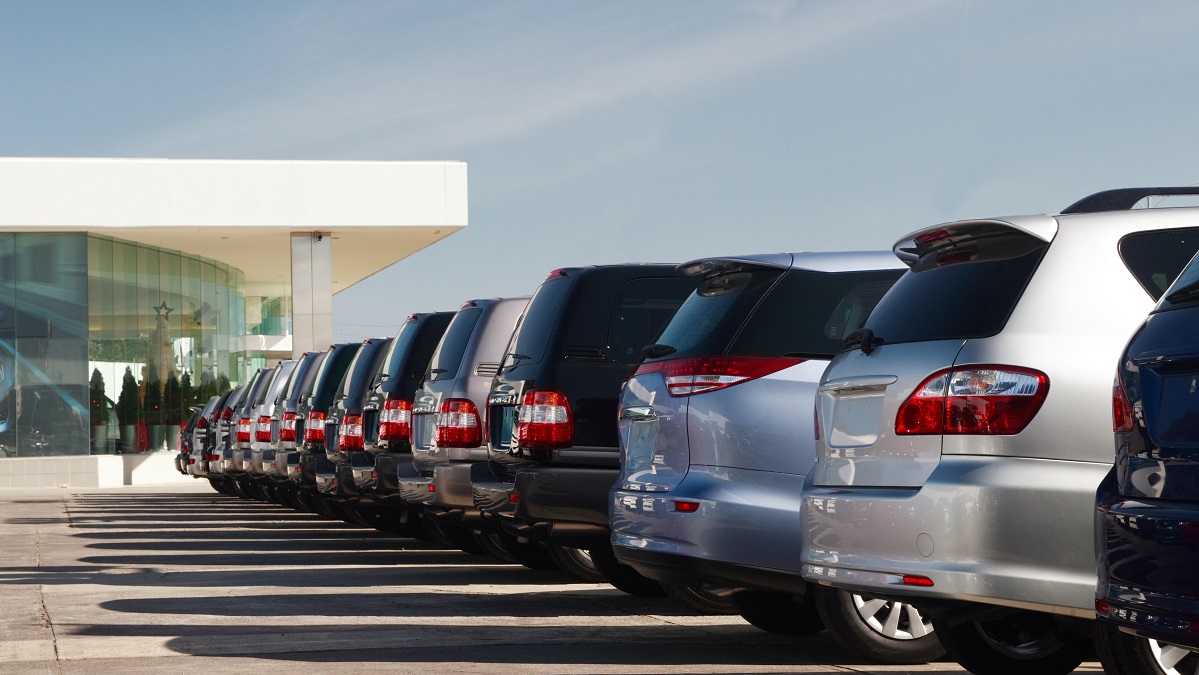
[[505, 277, 574, 366], [608, 278, 694, 364], [654, 269, 784, 358], [428, 307, 483, 380], [1121, 228, 1199, 303], [732, 269, 903, 357], [864, 245, 1046, 345], [341, 340, 389, 397], [378, 320, 421, 387]]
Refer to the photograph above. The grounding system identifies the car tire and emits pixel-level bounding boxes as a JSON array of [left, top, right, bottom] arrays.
[[422, 517, 487, 555], [547, 545, 607, 582], [586, 542, 667, 597], [815, 586, 944, 664], [661, 581, 738, 615], [732, 590, 825, 635], [931, 610, 1089, 675], [1095, 621, 1199, 675], [476, 532, 560, 571]]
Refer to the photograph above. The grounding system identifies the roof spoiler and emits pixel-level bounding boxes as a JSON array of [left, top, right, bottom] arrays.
[[1062, 187, 1199, 214]]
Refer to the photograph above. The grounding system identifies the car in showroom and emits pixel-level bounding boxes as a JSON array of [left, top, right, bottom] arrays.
[[800, 187, 1199, 675]]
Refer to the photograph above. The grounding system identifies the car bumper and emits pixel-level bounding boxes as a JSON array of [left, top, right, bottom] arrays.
[[611, 466, 805, 588], [501, 465, 615, 546], [800, 454, 1107, 619]]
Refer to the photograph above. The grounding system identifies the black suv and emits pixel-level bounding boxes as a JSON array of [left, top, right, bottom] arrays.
[[473, 265, 697, 585], [291, 343, 362, 509]]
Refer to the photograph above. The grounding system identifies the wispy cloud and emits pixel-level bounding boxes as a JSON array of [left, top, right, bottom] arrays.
[[131, 1, 949, 159]]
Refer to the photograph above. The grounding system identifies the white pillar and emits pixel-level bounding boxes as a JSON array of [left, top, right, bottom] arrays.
[[291, 232, 333, 357]]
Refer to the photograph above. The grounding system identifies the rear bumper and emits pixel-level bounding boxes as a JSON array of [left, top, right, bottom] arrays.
[[800, 454, 1107, 618], [1096, 467, 1199, 649], [610, 466, 806, 588], [503, 465, 616, 547]]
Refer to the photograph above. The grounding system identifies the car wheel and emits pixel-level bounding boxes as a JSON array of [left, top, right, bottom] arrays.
[[422, 517, 487, 555], [1096, 621, 1199, 675], [547, 545, 607, 582], [932, 610, 1089, 675], [731, 590, 825, 635], [660, 581, 738, 615], [478, 532, 560, 571], [586, 541, 667, 597], [815, 586, 944, 664]]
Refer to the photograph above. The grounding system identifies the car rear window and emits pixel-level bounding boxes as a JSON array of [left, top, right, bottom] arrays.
[[428, 307, 483, 381], [862, 232, 1048, 345], [504, 276, 575, 367], [340, 340, 388, 397], [655, 267, 902, 359], [378, 320, 420, 387], [1120, 228, 1199, 303], [608, 277, 694, 364]]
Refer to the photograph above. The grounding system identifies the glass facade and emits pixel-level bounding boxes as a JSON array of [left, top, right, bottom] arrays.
[[0, 233, 270, 458]]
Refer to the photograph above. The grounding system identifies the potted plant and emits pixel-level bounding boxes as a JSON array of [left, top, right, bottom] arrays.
[[115, 367, 141, 453], [163, 370, 183, 452], [89, 368, 109, 454]]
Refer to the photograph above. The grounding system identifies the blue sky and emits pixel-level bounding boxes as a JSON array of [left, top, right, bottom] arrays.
[[3, 1, 1199, 340]]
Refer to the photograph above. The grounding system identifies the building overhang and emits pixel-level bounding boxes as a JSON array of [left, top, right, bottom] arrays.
[[0, 157, 467, 293]]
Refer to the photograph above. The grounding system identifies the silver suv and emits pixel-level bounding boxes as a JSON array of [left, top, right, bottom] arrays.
[[800, 188, 1199, 675]]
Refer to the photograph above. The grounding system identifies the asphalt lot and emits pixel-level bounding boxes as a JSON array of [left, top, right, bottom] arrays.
[[0, 481, 1104, 674]]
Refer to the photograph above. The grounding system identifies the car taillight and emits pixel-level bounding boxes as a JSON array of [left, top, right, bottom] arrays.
[[340, 414, 364, 450], [221, 407, 234, 421], [236, 418, 252, 443], [205, 453, 220, 462], [434, 398, 481, 448], [379, 399, 412, 440], [1113, 374, 1134, 432], [895, 366, 1049, 435], [304, 411, 327, 443], [280, 412, 297, 442], [197, 417, 209, 429], [255, 415, 272, 442], [634, 356, 803, 397], [516, 389, 572, 450]]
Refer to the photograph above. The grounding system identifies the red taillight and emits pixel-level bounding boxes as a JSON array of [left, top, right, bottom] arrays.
[[895, 366, 1049, 435], [635, 356, 802, 397], [280, 412, 297, 442], [221, 407, 234, 421], [509, 492, 520, 504], [304, 411, 327, 443], [516, 389, 572, 450], [902, 575, 934, 587], [339, 414, 364, 451], [235, 418, 252, 443], [1096, 599, 1111, 617], [673, 500, 700, 513], [379, 399, 412, 441], [255, 415, 272, 443], [204, 453, 220, 462], [188, 457, 195, 464], [197, 417, 209, 429], [434, 399, 481, 448], [1113, 374, 1134, 432]]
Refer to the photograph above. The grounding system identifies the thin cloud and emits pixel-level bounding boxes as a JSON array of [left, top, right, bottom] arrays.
[[131, 0, 949, 158]]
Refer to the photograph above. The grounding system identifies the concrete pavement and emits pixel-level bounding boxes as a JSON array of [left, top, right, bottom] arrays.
[[0, 481, 1103, 674]]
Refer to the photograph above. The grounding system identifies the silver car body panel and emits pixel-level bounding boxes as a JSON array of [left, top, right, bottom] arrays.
[[611, 251, 905, 578], [802, 208, 1199, 615]]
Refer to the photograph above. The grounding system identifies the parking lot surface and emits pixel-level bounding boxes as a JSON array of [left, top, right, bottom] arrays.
[[0, 482, 1103, 674]]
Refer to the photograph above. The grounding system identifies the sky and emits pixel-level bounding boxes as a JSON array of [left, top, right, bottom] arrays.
[[3, 1, 1199, 341]]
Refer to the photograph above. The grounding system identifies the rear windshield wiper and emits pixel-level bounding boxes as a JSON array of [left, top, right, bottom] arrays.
[[641, 344, 677, 359], [1166, 280, 1199, 304], [843, 329, 884, 355]]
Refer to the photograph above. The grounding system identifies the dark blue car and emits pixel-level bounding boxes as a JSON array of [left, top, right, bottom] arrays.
[[1097, 250, 1199, 673]]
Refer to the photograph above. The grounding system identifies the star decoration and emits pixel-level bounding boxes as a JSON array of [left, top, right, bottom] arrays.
[[154, 301, 173, 319]]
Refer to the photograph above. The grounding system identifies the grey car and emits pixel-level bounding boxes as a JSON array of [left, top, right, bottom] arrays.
[[400, 297, 528, 553], [800, 187, 1199, 675], [608, 251, 925, 661]]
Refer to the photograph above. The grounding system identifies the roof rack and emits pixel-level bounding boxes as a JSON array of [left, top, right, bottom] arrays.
[[1062, 187, 1199, 214]]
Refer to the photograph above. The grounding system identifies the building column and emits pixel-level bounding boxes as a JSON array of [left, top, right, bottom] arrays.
[[290, 233, 332, 357]]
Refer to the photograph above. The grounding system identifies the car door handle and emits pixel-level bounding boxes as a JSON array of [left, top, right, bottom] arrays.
[[621, 406, 657, 421]]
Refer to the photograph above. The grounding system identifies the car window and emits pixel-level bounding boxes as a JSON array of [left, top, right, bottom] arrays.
[[428, 307, 483, 381], [863, 233, 1048, 346], [654, 268, 784, 358], [504, 277, 575, 367], [607, 277, 697, 364], [1120, 227, 1199, 302], [731, 270, 904, 358]]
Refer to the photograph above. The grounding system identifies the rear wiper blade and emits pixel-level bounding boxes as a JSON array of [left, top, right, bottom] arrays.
[[641, 344, 677, 359], [1166, 280, 1199, 304], [843, 329, 884, 355], [429, 368, 448, 374], [508, 353, 531, 362]]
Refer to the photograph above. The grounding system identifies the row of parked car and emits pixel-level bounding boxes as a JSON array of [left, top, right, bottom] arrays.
[[175, 186, 1199, 675]]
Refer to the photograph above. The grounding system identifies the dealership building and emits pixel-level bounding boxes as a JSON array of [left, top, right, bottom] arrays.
[[0, 158, 466, 487]]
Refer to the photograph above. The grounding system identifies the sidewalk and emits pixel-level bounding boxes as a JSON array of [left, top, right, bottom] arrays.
[[0, 482, 1086, 674]]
